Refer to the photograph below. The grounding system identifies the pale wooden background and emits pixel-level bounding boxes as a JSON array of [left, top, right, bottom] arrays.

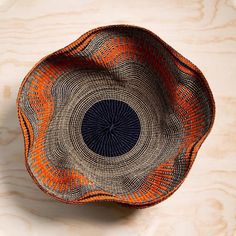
[[0, 0, 236, 235]]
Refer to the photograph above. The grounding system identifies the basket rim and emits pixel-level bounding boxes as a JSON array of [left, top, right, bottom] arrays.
[[16, 24, 216, 208]]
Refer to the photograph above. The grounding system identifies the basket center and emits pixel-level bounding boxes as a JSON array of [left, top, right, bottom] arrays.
[[81, 99, 141, 157]]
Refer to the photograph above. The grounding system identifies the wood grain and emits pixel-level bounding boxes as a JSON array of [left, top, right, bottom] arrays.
[[0, 0, 235, 235]]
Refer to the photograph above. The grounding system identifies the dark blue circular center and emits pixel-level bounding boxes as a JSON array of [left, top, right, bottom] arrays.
[[81, 99, 141, 157]]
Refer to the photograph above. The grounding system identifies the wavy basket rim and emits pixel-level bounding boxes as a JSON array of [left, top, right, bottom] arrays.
[[16, 24, 216, 208]]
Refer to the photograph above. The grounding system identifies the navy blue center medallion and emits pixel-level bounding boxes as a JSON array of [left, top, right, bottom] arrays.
[[81, 99, 141, 157]]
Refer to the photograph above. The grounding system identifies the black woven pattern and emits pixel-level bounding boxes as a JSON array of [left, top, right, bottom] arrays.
[[81, 99, 141, 157]]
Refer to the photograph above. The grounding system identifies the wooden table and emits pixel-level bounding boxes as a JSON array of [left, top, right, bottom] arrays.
[[0, 0, 235, 235]]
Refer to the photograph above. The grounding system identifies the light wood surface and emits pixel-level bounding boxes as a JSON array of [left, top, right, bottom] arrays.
[[0, 0, 236, 235]]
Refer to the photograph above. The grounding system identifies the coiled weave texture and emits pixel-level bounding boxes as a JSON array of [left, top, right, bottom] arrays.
[[17, 25, 215, 208]]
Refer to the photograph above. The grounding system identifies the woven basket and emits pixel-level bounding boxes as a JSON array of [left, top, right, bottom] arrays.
[[17, 24, 215, 208]]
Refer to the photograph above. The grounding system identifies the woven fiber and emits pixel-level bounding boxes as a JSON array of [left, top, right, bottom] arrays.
[[17, 24, 215, 208]]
